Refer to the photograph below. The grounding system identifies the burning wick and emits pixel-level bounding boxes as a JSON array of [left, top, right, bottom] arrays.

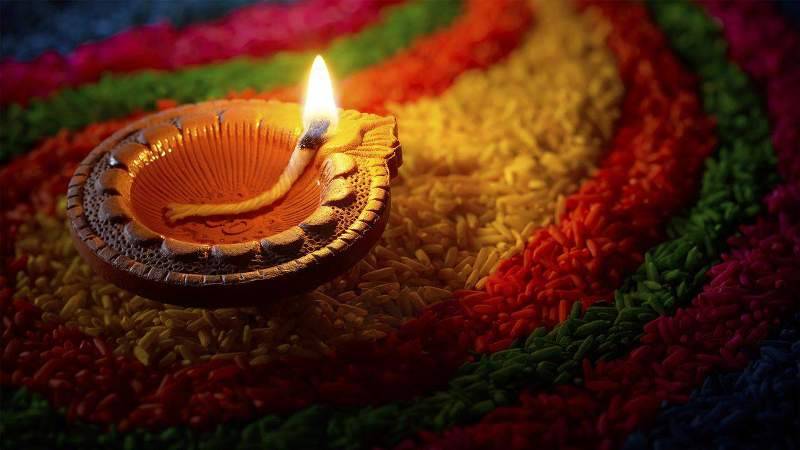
[[165, 55, 338, 222]]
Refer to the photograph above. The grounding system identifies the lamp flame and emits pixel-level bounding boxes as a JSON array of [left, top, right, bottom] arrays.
[[302, 55, 338, 131]]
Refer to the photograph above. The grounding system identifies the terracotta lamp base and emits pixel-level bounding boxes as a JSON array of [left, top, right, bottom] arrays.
[[67, 99, 401, 307]]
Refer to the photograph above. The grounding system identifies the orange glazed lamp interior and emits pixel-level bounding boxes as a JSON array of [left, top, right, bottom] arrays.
[[66, 57, 401, 307]]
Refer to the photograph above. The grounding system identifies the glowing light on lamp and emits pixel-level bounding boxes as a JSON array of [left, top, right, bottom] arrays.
[[302, 55, 339, 131]]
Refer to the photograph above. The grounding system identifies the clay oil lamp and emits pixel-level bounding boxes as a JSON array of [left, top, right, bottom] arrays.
[[67, 56, 401, 307]]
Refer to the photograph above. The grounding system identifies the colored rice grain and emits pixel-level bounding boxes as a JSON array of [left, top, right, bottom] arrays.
[[0, 0, 539, 432], [408, 0, 794, 448], [0, 0, 462, 163], [9, 0, 621, 367], [622, 6, 800, 448], [0, 0, 718, 437], [625, 311, 800, 450], [0, 0, 530, 205], [0, 0, 400, 106], [252, 0, 535, 115], [0, 0, 708, 440], [3, 0, 790, 447], [430, 167, 800, 450], [700, 0, 800, 182], [450, 2, 717, 352], [0, 0, 261, 61]]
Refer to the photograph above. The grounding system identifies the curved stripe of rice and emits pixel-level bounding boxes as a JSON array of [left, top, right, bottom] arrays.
[[375, 0, 621, 300], [0, 0, 399, 106], [10, 0, 622, 367]]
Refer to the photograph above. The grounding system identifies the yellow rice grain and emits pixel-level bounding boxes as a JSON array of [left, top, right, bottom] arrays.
[[133, 346, 150, 365]]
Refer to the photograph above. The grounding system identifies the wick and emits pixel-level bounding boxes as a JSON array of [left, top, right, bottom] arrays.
[[164, 118, 330, 222], [299, 119, 330, 150]]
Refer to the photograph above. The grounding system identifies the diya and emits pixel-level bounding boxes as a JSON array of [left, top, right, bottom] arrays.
[[66, 56, 402, 306]]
